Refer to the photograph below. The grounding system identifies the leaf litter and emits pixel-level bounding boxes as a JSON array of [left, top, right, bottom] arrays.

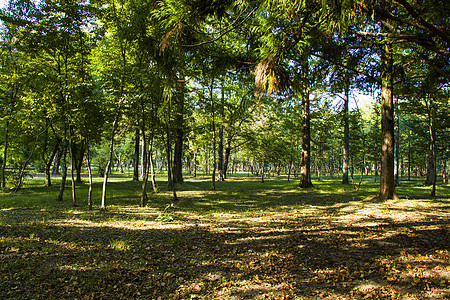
[[0, 194, 449, 299]]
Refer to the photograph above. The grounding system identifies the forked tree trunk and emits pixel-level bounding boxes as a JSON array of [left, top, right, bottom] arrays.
[[378, 41, 396, 200], [44, 144, 59, 187]]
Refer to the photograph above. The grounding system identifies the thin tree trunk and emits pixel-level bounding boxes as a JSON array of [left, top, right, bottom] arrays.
[[140, 158, 149, 207], [193, 148, 197, 177], [166, 123, 178, 201], [69, 129, 77, 206], [210, 78, 217, 190], [133, 127, 140, 181], [45, 152, 55, 187], [408, 141, 411, 181], [342, 84, 350, 184], [101, 0, 126, 209], [172, 91, 184, 184], [141, 123, 157, 206], [218, 84, 225, 181], [57, 143, 67, 201], [101, 115, 119, 210], [1, 120, 8, 191], [378, 41, 396, 200], [1, 131, 10, 191], [425, 98, 437, 197], [394, 108, 400, 186], [223, 133, 232, 179], [86, 140, 93, 210], [149, 138, 157, 192]]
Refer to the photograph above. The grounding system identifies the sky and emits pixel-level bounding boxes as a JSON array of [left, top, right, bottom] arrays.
[[0, 0, 7, 9]]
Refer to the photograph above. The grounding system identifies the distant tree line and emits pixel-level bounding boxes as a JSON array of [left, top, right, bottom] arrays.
[[0, 0, 448, 206]]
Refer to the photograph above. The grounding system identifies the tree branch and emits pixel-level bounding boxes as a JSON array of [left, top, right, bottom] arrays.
[[392, 0, 450, 44], [181, 7, 257, 48]]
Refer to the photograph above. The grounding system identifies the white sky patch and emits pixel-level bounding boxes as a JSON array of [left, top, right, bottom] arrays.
[[353, 93, 375, 110], [0, 0, 7, 9]]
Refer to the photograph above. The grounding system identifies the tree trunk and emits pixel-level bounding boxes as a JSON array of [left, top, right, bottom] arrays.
[[57, 142, 68, 201], [52, 149, 61, 175], [210, 78, 217, 190], [342, 84, 350, 185], [223, 132, 232, 179], [299, 58, 313, 188], [73, 141, 86, 183], [140, 157, 149, 207], [394, 108, 400, 186], [133, 127, 140, 181], [1, 120, 8, 191], [101, 115, 119, 210], [425, 99, 436, 197], [44, 142, 59, 187], [218, 84, 225, 181], [378, 41, 396, 200], [193, 148, 197, 177], [149, 138, 157, 193], [86, 140, 93, 210], [141, 123, 157, 206], [408, 141, 411, 181], [69, 131, 77, 206], [172, 92, 184, 184]]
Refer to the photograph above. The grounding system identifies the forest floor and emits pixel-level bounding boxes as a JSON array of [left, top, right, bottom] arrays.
[[0, 174, 449, 299]]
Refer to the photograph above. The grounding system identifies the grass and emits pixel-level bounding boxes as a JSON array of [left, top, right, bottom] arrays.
[[0, 172, 449, 299]]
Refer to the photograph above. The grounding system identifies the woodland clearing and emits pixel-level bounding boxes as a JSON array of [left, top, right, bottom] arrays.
[[1, 174, 449, 299]]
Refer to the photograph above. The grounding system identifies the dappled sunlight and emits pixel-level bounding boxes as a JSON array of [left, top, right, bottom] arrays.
[[1, 177, 449, 299]]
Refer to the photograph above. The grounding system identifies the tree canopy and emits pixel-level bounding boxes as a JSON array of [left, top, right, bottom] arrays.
[[0, 0, 448, 200]]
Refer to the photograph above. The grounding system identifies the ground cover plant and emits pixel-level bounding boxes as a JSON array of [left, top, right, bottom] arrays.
[[1, 174, 449, 299]]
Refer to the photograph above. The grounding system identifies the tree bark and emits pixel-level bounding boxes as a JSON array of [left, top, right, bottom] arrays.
[[73, 141, 86, 183], [210, 78, 217, 190], [86, 140, 93, 210], [378, 41, 396, 200], [299, 58, 313, 188], [1, 120, 8, 191], [193, 148, 197, 177], [342, 84, 350, 185], [44, 139, 60, 187], [69, 129, 77, 206], [52, 149, 61, 175], [218, 84, 225, 181], [57, 142, 68, 201], [425, 98, 436, 197], [394, 107, 400, 186], [133, 127, 140, 181], [172, 91, 184, 184]]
